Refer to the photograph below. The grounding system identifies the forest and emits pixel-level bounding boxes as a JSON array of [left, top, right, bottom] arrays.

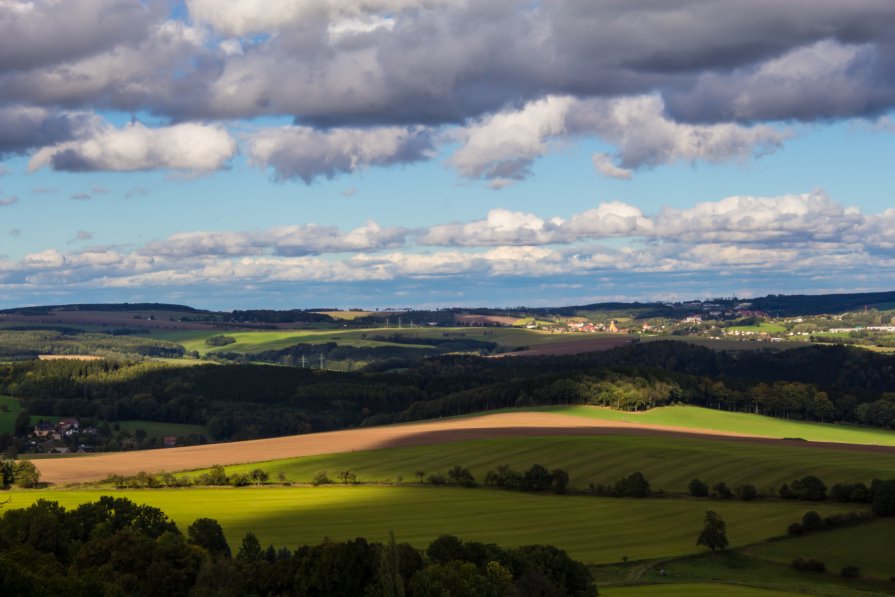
[[0, 496, 595, 596], [2, 341, 895, 452]]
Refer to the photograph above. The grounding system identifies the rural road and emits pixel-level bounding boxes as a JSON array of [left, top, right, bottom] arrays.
[[32, 412, 895, 485]]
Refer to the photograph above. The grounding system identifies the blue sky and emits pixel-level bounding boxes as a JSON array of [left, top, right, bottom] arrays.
[[2, 1, 895, 309]]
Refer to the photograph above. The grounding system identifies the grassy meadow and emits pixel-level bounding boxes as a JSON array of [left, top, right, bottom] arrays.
[[149, 326, 614, 356], [745, 518, 895, 580], [601, 583, 807, 597], [191, 434, 895, 494], [510, 405, 895, 446], [4, 486, 855, 565]]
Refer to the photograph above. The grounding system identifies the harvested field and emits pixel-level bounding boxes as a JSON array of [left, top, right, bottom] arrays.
[[37, 354, 103, 361], [34, 411, 895, 485], [455, 314, 520, 326]]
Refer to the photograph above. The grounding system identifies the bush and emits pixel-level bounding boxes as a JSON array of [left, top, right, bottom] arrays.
[[688, 478, 709, 497], [830, 482, 871, 503], [735, 484, 758, 501], [311, 471, 331, 486], [447, 466, 476, 488], [789, 476, 827, 501], [712, 482, 733, 500], [787, 522, 805, 536], [229, 473, 251, 487], [871, 479, 895, 516], [205, 335, 236, 347], [791, 557, 826, 573], [841, 565, 860, 578], [426, 474, 447, 486], [612, 472, 651, 498], [801, 511, 825, 532]]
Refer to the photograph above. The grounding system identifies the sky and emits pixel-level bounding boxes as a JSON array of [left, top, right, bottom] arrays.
[[2, 1, 895, 310]]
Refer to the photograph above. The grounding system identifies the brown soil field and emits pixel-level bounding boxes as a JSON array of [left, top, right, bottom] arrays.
[[455, 314, 520, 326], [496, 335, 635, 357], [37, 355, 104, 361], [33, 412, 895, 486]]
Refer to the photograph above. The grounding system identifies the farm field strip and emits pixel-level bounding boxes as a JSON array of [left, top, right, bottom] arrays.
[[33, 410, 895, 485], [744, 518, 895, 579], [600, 583, 806, 597], [149, 326, 623, 355], [515, 405, 895, 447], [4, 486, 854, 566], [202, 435, 895, 493]]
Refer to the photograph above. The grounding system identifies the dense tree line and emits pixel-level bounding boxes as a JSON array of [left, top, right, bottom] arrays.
[[4, 341, 895, 450], [0, 497, 597, 596], [0, 329, 185, 360]]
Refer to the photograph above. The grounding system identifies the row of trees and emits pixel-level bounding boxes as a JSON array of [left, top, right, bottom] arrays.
[[6, 341, 895, 452], [0, 496, 597, 596]]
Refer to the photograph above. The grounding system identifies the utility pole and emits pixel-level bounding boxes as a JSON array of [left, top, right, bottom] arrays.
[[300, 355, 307, 368], [319, 354, 325, 369]]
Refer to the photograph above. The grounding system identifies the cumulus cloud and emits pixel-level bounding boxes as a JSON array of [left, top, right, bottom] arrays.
[[666, 40, 895, 123], [247, 126, 434, 183], [450, 94, 787, 184], [0, 106, 101, 156], [449, 96, 573, 182], [29, 122, 237, 173], [141, 220, 409, 259], [591, 153, 632, 180], [4, 189, 895, 297]]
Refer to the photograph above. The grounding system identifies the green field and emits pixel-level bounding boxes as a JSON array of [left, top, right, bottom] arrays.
[[726, 322, 787, 334], [746, 519, 895, 580], [4, 486, 854, 565], [601, 583, 805, 596], [196, 434, 895, 494], [658, 550, 893, 597], [149, 326, 607, 356], [513, 405, 895, 447], [0, 394, 22, 434]]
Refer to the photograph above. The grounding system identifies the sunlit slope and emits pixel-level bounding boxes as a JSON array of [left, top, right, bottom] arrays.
[[5, 487, 855, 565], [509, 405, 895, 447], [201, 434, 895, 494]]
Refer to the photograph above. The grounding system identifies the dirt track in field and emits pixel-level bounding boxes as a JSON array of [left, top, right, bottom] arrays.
[[33, 412, 895, 485]]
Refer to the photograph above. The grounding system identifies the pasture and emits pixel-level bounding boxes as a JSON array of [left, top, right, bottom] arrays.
[[0, 395, 22, 434], [746, 518, 895, 580], [196, 434, 895, 494], [519, 405, 895, 447], [601, 583, 805, 597], [4, 486, 854, 565], [149, 326, 623, 356]]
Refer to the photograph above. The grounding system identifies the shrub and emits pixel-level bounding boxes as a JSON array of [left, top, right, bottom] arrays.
[[735, 484, 758, 501], [229, 473, 251, 487], [789, 476, 827, 501], [841, 565, 861, 579], [447, 466, 476, 487], [426, 474, 447, 486], [688, 478, 709, 498], [311, 471, 332, 486], [612, 472, 651, 498], [712, 482, 733, 500], [801, 511, 825, 532], [205, 335, 236, 347], [787, 522, 805, 536], [830, 482, 871, 503], [791, 557, 826, 573]]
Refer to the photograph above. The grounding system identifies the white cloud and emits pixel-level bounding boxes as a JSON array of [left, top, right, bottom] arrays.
[[29, 122, 236, 172], [0, 195, 17, 207], [449, 94, 788, 184], [591, 153, 632, 180], [449, 96, 574, 183], [247, 125, 433, 183]]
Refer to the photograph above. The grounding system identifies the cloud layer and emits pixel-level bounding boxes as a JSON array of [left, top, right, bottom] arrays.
[[1, 1, 894, 181], [2, 191, 893, 301]]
